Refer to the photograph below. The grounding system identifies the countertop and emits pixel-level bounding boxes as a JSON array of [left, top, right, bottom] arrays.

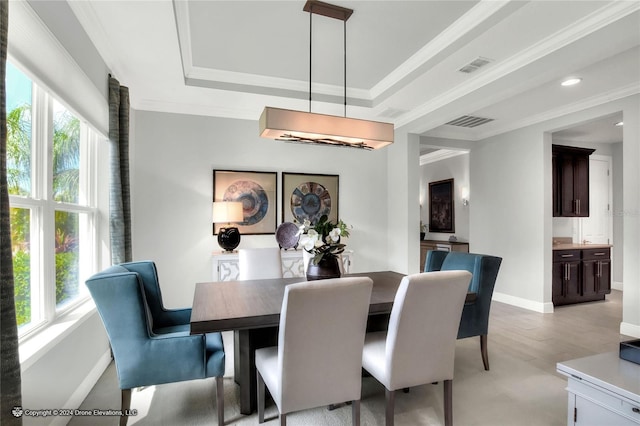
[[557, 352, 640, 404], [553, 243, 613, 250]]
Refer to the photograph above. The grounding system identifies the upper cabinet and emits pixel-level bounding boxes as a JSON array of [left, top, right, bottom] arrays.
[[552, 145, 596, 217]]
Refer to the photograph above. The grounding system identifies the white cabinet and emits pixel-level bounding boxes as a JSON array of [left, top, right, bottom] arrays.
[[557, 352, 640, 425], [211, 249, 352, 281]]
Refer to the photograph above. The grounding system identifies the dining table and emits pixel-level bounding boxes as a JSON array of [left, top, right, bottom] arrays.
[[190, 270, 476, 414]]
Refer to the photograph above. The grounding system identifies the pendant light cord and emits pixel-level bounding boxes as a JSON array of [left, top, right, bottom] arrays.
[[309, 6, 313, 113], [344, 18, 347, 117]]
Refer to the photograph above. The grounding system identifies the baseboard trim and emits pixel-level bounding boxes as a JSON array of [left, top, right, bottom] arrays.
[[49, 349, 112, 426], [612, 281, 623, 291], [620, 322, 640, 339], [493, 291, 554, 313]]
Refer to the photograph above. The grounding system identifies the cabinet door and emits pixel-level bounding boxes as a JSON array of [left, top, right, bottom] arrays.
[[553, 260, 581, 305], [560, 156, 576, 216], [582, 260, 598, 298], [573, 155, 590, 217], [596, 260, 611, 295]]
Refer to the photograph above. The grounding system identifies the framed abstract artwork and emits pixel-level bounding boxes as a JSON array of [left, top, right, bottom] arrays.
[[213, 170, 277, 235], [282, 173, 339, 225], [428, 178, 455, 233]]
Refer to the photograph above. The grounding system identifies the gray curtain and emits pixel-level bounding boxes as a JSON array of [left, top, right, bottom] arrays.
[[108, 76, 131, 264], [1, 0, 23, 424]]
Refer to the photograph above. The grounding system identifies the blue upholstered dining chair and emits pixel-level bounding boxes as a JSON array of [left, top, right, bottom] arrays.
[[86, 261, 225, 426], [424, 251, 502, 370]]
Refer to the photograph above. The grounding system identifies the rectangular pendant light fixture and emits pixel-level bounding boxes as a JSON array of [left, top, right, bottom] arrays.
[[259, 107, 394, 150], [258, 0, 394, 150]]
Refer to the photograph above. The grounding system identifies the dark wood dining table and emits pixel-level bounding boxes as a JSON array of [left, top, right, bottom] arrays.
[[190, 271, 475, 414]]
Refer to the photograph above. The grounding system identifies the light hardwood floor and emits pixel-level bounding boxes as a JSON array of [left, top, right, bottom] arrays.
[[69, 290, 630, 425]]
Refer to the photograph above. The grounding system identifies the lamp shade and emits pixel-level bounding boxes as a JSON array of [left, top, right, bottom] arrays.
[[259, 107, 394, 150], [212, 201, 243, 223]]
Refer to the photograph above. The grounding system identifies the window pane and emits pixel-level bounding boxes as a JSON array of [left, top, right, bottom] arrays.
[[55, 210, 80, 309], [6, 62, 32, 196], [53, 100, 80, 204], [11, 207, 32, 327]]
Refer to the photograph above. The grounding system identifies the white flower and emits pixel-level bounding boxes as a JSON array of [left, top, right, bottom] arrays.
[[329, 227, 341, 242], [300, 235, 316, 251], [307, 229, 318, 239], [314, 239, 324, 248]]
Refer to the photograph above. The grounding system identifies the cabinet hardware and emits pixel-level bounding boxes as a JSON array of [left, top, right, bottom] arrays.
[[632, 407, 640, 414], [577, 199, 581, 215], [561, 254, 574, 258], [593, 252, 605, 256]]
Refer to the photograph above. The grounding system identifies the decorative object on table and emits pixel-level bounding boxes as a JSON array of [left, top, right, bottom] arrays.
[[258, 0, 393, 150], [275, 222, 300, 249], [213, 169, 277, 235], [282, 172, 339, 225], [297, 215, 351, 280], [429, 178, 455, 233], [448, 235, 457, 242], [619, 339, 640, 365], [420, 221, 427, 241], [212, 201, 243, 252]]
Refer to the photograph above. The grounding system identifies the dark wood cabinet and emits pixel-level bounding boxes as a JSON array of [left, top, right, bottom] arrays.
[[581, 248, 611, 297], [552, 247, 611, 306], [553, 145, 595, 217]]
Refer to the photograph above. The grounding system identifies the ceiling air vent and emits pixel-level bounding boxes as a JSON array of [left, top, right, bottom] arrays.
[[458, 56, 493, 74], [446, 115, 494, 128]]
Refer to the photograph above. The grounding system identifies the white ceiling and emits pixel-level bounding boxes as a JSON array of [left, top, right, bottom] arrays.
[[67, 0, 640, 145]]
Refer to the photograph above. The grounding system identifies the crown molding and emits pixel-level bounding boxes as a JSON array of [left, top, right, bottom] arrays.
[[420, 149, 469, 166], [67, 0, 125, 80], [370, 0, 511, 100], [396, 1, 640, 132], [134, 98, 259, 121], [475, 83, 640, 140]]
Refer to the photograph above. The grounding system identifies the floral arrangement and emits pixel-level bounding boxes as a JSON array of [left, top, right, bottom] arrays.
[[297, 215, 351, 266]]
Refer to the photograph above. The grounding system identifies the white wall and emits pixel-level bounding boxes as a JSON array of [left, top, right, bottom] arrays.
[[467, 95, 639, 337], [611, 142, 624, 286], [131, 111, 390, 308], [419, 153, 470, 242]]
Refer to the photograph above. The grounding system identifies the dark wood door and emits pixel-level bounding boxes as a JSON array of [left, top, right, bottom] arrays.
[[560, 155, 576, 216]]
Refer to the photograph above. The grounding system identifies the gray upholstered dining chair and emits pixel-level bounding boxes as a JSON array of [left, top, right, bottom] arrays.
[[424, 250, 502, 370], [239, 247, 283, 280], [86, 262, 226, 426], [361, 270, 472, 426], [255, 277, 374, 426]]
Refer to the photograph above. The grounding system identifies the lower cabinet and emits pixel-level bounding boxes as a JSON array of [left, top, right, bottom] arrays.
[[553, 248, 611, 306]]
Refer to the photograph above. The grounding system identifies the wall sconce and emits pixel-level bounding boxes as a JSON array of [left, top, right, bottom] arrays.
[[212, 201, 243, 252], [461, 186, 469, 206]]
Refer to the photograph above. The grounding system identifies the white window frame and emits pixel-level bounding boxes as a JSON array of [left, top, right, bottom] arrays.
[[7, 60, 102, 340]]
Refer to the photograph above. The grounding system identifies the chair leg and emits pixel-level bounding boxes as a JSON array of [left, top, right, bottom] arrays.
[[257, 371, 265, 424], [385, 388, 395, 426], [216, 376, 224, 426], [280, 412, 287, 426], [120, 389, 131, 426], [480, 334, 490, 371], [352, 399, 360, 426], [444, 380, 453, 426]]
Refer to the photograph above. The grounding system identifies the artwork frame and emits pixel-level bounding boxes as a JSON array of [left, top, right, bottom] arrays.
[[282, 172, 339, 225], [428, 178, 455, 233], [213, 169, 277, 235]]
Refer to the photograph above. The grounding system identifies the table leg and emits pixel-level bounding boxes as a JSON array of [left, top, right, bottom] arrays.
[[234, 327, 278, 415]]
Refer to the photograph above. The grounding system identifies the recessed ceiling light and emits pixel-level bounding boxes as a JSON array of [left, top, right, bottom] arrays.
[[561, 77, 582, 86], [615, 121, 623, 126]]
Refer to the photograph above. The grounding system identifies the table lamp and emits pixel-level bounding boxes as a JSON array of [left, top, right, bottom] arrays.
[[213, 201, 243, 252]]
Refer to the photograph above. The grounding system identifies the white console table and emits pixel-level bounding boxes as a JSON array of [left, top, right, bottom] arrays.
[[211, 249, 352, 281], [557, 352, 640, 425]]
